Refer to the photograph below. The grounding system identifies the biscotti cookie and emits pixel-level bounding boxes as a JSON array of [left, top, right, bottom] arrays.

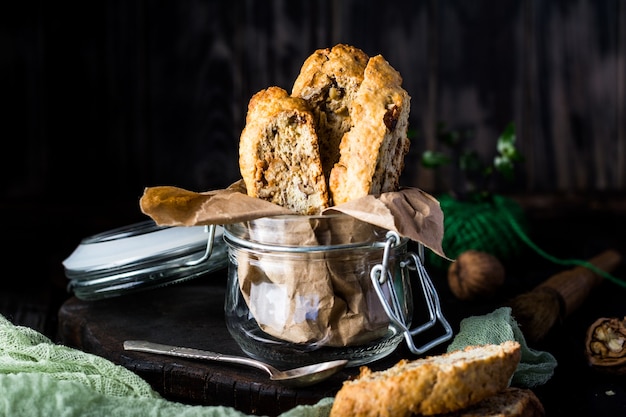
[[328, 54, 411, 205], [329, 341, 522, 417], [239, 86, 329, 215], [292, 44, 369, 186], [438, 387, 545, 417]]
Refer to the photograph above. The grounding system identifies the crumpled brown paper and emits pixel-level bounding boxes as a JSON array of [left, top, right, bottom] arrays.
[[139, 181, 449, 347], [139, 180, 448, 259]]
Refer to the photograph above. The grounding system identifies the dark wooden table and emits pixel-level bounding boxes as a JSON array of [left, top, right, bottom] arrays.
[[57, 257, 626, 417], [57, 273, 417, 416]]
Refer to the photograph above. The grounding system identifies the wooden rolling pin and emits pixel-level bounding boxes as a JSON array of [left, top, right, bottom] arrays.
[[506, 249, 623, 344]]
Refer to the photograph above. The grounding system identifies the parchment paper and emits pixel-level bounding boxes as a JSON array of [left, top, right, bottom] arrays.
[[139, 180, 448, 259]]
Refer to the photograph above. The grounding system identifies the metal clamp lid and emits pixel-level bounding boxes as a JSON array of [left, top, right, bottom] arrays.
[[63, 220, 228, 300]]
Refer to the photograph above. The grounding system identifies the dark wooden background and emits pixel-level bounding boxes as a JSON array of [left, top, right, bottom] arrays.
[[3, 0, 625, 333], [3, 0, 626, 329], [4, 0, 625, 203]]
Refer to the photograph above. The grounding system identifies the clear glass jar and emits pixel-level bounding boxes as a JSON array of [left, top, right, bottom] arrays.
[[223, 214, 452, 368]]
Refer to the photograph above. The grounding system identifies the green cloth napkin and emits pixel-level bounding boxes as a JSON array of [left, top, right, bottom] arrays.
[[446, 306, 558, 387], [0, 314, 333, 417]]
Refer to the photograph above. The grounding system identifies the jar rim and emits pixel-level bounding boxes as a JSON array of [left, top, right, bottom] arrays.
[[223, 214, 405, 252]]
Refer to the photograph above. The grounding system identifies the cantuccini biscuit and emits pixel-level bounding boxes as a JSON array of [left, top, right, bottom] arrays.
[[328, 54, 411, 205], [329, 341, 522, 417], [292, 44, 370, 186], [239, 86, 329, 215]]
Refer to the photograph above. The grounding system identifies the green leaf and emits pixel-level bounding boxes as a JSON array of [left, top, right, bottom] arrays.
[[494, 155, 515, 179], [436, 122, 462, 147], [496, 122, 521, 160], [493, 122, 523, 180], [421, 150, 451, 168], [459, 150, 483, 174]]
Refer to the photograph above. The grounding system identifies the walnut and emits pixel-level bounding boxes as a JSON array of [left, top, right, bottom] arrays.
[[447, 250, 505, 300], [585, 316, 626, 374]]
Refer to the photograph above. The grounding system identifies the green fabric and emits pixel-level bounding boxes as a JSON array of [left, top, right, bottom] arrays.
[[446, 306, 557, 387], [0, 314, 333, 417]]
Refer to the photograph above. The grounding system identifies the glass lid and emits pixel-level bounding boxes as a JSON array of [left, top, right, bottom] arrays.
[[63, 220, 227, 300]]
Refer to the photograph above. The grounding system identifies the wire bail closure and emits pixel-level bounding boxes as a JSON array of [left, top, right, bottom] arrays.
[[371, 231, 453, 355], [184, 224, 217, 266]]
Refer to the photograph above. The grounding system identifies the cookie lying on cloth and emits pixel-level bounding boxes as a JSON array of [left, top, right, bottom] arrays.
[[330, 341, 523, 417]]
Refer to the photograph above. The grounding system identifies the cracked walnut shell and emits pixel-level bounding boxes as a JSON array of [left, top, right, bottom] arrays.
[[585, 316, 626, 374]]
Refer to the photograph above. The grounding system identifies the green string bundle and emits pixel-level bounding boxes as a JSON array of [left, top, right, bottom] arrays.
[[427, 193, 626, 288], [427, 193, 528, 271]]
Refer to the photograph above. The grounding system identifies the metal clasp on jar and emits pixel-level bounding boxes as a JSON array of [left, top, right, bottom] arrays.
[[370, 231, 453, 355], [184, 224, 218, 266]]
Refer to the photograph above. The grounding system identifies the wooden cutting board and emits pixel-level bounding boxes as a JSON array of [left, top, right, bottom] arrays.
[[57, 275, 409, 416]]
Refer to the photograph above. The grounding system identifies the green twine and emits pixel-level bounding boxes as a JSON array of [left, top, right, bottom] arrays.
[[427, 193, 626, 288], [427, 193, 528, 270], [492, 195, 626, 289]]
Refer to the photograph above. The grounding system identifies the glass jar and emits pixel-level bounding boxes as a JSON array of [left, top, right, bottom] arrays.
[[223, 214, 452, 368]]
